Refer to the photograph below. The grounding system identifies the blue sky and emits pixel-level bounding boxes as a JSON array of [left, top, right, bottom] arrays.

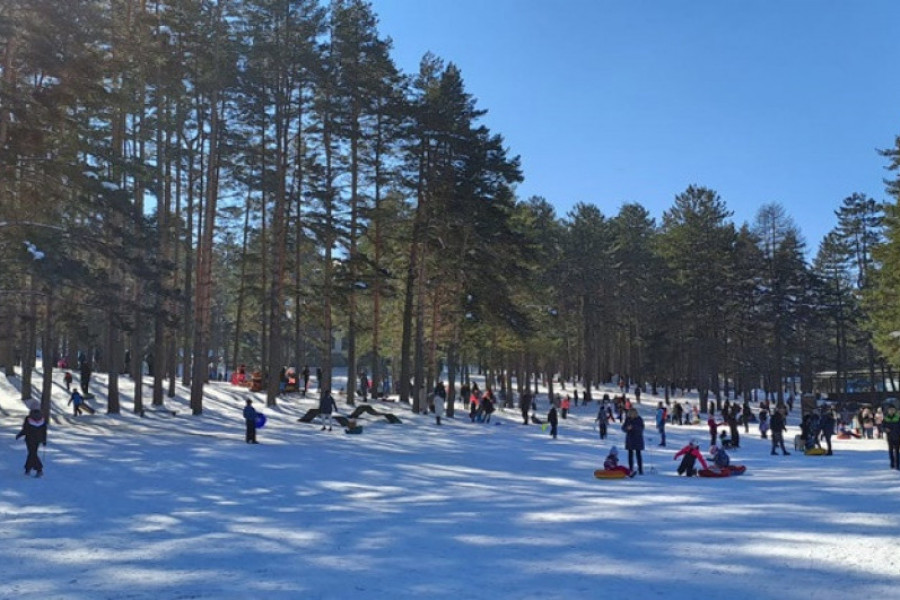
[[372, 0, 900, 254]]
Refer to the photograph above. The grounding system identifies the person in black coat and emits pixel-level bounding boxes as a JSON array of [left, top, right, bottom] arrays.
[[319, 389, 336, 431], [547, 403, 559, 439], [820, 407, 836, 455], [520, 392, 532, 425], [16, 408, 47, 476], [770, 407, 790, 455], [243, 399, 259, 443], [623, 408, 645, 475]]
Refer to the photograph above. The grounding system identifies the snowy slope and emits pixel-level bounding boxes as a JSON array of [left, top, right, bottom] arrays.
[[1, 370, 899, 600]]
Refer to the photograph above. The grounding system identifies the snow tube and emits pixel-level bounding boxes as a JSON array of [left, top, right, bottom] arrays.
[[594, 469, 627, 479], [804, 447, 826, 455], [698, 465, 746, 478], [255, 413, 267, 429]]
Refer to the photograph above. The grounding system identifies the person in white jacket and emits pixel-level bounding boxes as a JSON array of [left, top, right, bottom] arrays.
[[433, 382, 446, 426]]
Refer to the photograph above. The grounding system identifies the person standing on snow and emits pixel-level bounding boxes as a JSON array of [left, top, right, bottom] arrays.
[[243, 399, 259, 444], [655, 402, 667, 447], [595, 404, 608, 440], [520, 391, 532, 425], [707, 413, 721, 449], [433, 382, 446, 426], [770, 407, 790, 455], [547, 402, 559, 439], [319, 389, 336, 431], [882, 403, 900, 470], [16, 407, 47, 477], [820, 407, 836, 456], [623, 407, 645, 475]]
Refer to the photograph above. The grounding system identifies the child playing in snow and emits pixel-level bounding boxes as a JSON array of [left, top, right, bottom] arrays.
[[603, 446, 635, 477], [673, 438, 708, 476]]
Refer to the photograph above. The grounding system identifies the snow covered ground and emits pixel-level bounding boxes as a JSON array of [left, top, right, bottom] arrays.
[[1, 369, 899, 600]]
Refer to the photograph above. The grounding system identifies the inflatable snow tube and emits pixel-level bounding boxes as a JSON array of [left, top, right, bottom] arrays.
[[594, 469, 627, 479], [255, 413, 267, 429], [698, 465, 746, 478], [804, 447, 826, 455]]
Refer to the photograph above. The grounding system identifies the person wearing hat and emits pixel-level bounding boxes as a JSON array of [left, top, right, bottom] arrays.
[[673, 438, 708, 476], [882, 403, 900, 469], [602, 446, 635, 477], [15, 408, 47, 477], [242, 398, 259, 444]]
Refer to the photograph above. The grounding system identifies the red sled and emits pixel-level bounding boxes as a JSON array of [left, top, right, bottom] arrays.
[[698, 465, 746, 478]]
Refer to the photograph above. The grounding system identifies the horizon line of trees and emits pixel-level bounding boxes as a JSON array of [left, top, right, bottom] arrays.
[[3, 0, 900, 418]]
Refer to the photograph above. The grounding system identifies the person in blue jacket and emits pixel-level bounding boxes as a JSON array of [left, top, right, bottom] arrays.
[[243, 399, 259, 444], [623, 407, 645, 475], [655, 402, 667, 446]]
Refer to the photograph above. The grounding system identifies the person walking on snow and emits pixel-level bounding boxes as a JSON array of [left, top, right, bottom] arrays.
[[16, 407, 47, 477], [673, 439, 708, 476], [64, 371, 72, 392], [623, 407, 645, 475], [319, 389, 336, 431], [243, 399, 259, 444], [68, 389, 85, 416]]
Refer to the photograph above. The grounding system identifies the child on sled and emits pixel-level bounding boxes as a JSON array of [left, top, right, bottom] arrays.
[[603, 446, 636, 478]]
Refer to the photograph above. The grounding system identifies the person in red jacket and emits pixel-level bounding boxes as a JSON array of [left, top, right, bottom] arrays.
[[673, 438, 708, 477]]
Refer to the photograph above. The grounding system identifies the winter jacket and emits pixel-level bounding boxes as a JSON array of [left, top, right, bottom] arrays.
[[603, 454, 620, 470], [883, 412, 900, 440], [707, 417, 720, 435], [820, 412, 835, 436], [433, 393, 445, 417], [319, 394, 336, 415], [547, 407, 558, 426], [673, 445, 708, 470], [242, 404, 257, 421], [16, 413, 47, 446], [656, 408, 667, 429], [712, 449, 731, 468], [770, 411, 787, 434], [623, 415, 645, 450]]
